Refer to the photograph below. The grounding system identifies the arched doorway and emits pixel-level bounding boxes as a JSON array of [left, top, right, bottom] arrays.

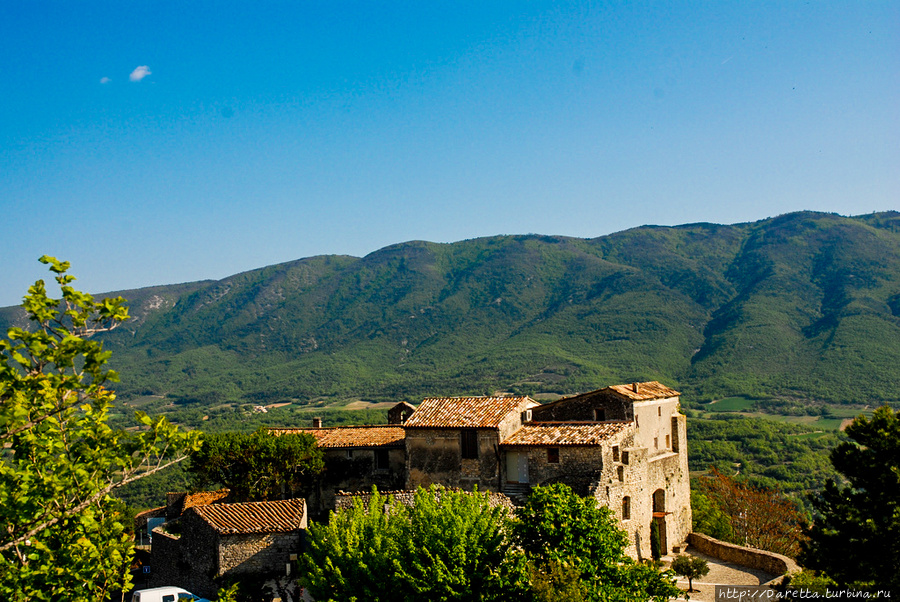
[[652, 489, 668, 555]]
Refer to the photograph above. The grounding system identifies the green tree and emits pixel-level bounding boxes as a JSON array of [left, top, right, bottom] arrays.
[[0, 257, 201, 601], [690, 488, 733, 541], [800, 406, 900, 591], [649, 519, 661, 561], [671, 554, 709, 592], [300, 486, 528, 602], [188, 429, 323, 501], [300, 488, 402, 601], [513, 483, 680, 602], [527, 558, 590, 602], [393, 486, 529, 601]]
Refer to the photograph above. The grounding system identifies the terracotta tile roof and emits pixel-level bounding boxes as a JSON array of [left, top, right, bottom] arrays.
[[270, 425, 406, 448], [191, 498, 306, 535], [501, 422, 631, 446], [404, 396, 532, 429], [183, 489, 231, 511], [607, 381, 680, 401], [166, 489, 232, 519]]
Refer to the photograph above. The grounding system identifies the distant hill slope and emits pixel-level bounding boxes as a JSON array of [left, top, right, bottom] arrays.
[[3, 211, 899, 406]]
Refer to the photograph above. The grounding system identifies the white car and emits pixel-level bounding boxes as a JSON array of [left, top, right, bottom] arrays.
[[131, 586, 212, 602]]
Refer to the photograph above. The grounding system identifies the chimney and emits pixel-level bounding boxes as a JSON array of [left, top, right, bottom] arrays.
[[632, 382, 639, 393], [312, 417, 323, 428]]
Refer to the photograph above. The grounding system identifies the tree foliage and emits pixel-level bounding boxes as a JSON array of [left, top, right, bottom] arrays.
[[301, 483, 679, 602], [671, 554, 709, 592], [300, 486, 526, 602], [0, 257, 201, 601], [699, 467, 806, 557], [800, 406, 900, 591], [188, 429, 323, 501], [513, 483, 680, 602]]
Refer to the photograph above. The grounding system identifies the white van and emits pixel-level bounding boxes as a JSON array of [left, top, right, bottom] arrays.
[[131, 586, 212, 602]]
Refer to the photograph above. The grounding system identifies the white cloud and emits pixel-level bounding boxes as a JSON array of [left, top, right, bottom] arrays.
[[100, 77, 111, 84], [129, 66, 151, 82]]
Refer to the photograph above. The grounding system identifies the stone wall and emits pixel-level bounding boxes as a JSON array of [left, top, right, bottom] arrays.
[[150, 516, 219, 598], [588, 417, 691, 561], [218, 531, 302, 577], [632, 397, 679, 455], [506, 445, 605, 496], [687, 532, 801, 579], [405, 428, 503, 491], [305, 447, 405, 519], [531, 390, 633, 422]]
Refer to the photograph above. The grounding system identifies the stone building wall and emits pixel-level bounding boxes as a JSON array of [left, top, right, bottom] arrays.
[[632, 396, 680, 455], [406, 428, 503, 491], [218, 531, 302, 577], [591, 413, 690, 560], [306, 447, 405, 519], [149, 514, 219, 598], [531, 390, 633, 422], [503, 445, 605, 496]]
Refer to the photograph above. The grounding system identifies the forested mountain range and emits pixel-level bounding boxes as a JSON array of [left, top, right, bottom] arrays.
[[4, 210, 900, 408]]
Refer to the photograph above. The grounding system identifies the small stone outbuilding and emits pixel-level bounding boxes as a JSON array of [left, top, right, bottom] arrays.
[[151, 498, 307, 599], [271, 424, 407, 519]]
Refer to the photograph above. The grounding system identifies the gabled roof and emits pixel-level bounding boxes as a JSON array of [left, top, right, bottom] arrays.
[[191, 498, 306, 535], [607, 381, 680, 401], [270, 425, 405, 448], [502, 422, 630, 446], [404, 396, 533, 429]]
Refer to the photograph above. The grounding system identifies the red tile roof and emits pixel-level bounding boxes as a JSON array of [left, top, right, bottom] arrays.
[[191, 498, 306, 535], [607, 381, 680, 401], [166, 489, 232, 519], [270, 425, 405, 448], [404, 396, 532, 429], [501, 422, 630, 446]]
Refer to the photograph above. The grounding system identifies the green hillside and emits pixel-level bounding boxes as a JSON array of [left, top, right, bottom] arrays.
[[4, 211, 900, 409]]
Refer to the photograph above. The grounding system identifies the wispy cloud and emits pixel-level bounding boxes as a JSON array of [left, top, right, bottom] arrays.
[[129, 66, 151, 82], [100, 76, 111, 84]]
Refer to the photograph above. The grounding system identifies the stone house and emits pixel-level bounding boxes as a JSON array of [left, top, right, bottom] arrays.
[[403, 395, 540, 492], [508, 382, 692, 559], [151, 498, 307, 599], [270, 381, 691, 560], [270, 424, 406, 520]]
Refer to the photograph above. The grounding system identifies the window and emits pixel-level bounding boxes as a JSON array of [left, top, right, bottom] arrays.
[[594, 408, 606, 421], [375, 449, 389, 471], [547, 448, 560, 464], [666, 434, 670, 449], [622, 496, 631, 520], [622, 451, 630, 465], [617, 466, 624, 482], [658, 406, 662, 417], [612, 445, 620, 462], [654, 437, 659, 449], [635, 415, 639, 428], [461, 429, 478, 459]]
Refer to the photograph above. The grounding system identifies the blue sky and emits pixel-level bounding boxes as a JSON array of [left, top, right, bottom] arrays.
[[1, 2, 897, 307]]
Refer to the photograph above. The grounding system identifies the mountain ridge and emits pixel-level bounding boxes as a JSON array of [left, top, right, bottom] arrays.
[[3, 210, 899, 407]]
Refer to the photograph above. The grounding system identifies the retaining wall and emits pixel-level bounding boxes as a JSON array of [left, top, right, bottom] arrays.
[[687, 532, 800, 581]]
